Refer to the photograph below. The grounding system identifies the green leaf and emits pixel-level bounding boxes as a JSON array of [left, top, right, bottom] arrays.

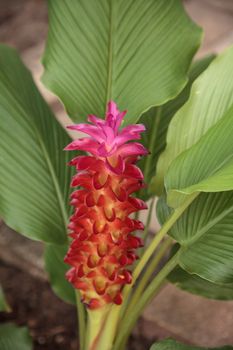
[[42, 0, 202, 124], [150, 339, 233, 350], [157, 191, 233, 284], [154, 46, 233, 197], [166, 104, 233, 207], [138, 55, 214, 200], [0, 44, 74, 244], [0, 323, 32, 350], [168, 265, 233, 301], [44, 243, 75, 304], [0, 286, 10, 312]]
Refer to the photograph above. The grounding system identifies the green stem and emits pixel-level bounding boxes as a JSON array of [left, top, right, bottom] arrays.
[[113, 251, 179, 350], [86, 305, 119, 350], [125, 237, 173, 318], [141, 197, 156, 251], [114, 193, 198, 342], [86, 306, 110, 350], [96, 306, 121, 350], [130, 192, 198, 293], [76, 291, 86, 350]]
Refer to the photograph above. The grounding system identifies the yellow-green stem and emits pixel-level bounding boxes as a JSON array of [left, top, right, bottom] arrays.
[[92, 305, 122, 350], [85, 306, 111, 350], [76, 291, 86, 350], [113, 251, 179, 350], [109, 193, 198, 348], [125, 237, 173, 318], [141, 197, 156, 253], [129, 192, 198, 296]]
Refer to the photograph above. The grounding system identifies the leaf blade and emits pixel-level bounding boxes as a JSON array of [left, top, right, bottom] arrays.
[[0, 44, 74, 244], [44, 243, 75, 304], [155, 46, 233, 196], [157, 191, 233, 284], [42, 0, 202, 124], [0, 286, 10, 312], [0, 323, 32, 350], [138, 55, 215, 199], [150, 339, 233, 350], [168, 265, 233, 301], [166, 104, 233, 207]]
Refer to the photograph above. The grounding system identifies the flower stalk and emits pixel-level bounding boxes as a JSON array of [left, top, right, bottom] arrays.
[[85, 306, 111, 350], [76, 291, 86, 350]]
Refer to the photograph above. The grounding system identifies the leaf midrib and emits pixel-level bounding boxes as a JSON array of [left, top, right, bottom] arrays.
[[106, 0, 114, 107], [35, 130, 69, 240]]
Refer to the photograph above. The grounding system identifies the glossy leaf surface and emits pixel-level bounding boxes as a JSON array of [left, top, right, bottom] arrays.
[[157, 192, 233, 283], [0, 286, 10, 312], [138, 55, 214, 199], [166, 105, 233, 207], [0, 323, 32, 350], [154, 46, 233, 198], [151, 339, 233, 350], [44, 244, 76, 304], [168, 266, 233, 300], [42, 0, 201, 124], [0, 44, 74, 244]]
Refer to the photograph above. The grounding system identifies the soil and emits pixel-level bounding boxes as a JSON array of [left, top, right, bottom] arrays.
[[0, 260, 152, 350], [0, 260, 78, 350]]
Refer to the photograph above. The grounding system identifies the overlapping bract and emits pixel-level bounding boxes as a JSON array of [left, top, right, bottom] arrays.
[[64, 101, 148, 308]]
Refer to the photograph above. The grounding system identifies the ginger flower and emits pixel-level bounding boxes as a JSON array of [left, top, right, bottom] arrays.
[[64, 101, 148, 309]]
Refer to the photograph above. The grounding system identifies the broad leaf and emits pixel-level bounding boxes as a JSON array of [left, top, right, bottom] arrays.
[[0, 44, 74, 244], [42, 0, 202, 124], [150, 339, 233, 350], [154, 46, 233, 196], [0, 323, 32, 350], [138, 55, 214, 200], [0, 286, 10, 312], [166, 105, 233, 207], [44, 244, 75, 304], [168, 266, 233, 301], [157, 191, 233, 283]]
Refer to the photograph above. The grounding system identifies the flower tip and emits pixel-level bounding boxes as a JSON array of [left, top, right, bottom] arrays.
[[108, 100, 117, 108], [107, 100, 118, 115], [137, 123, 146, 132]]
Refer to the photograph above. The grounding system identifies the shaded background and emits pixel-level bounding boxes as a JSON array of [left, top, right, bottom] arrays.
[[0, 0, 233, 349]]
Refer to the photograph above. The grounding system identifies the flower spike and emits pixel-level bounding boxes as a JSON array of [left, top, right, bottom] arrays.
[[64, 101, 148, 309]]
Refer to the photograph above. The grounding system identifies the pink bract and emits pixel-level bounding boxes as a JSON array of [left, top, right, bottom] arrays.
[[65, 101, 148, 172]]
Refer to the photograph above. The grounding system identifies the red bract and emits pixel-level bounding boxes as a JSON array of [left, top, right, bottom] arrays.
[[64, 101, 148, 309]]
